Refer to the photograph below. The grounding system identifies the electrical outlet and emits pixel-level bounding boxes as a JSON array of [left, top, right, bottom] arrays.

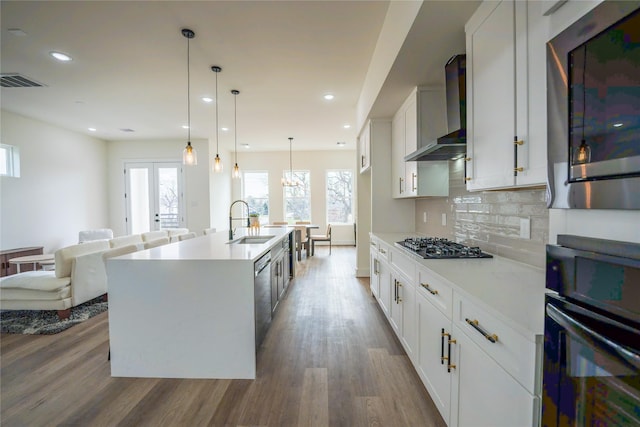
[[441, 213, 447, 226], [520, 217, 531, 239], [423, 212, 427, 223]]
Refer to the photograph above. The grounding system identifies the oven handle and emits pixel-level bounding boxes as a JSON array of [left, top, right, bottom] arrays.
[[547, 302, 640, 370]]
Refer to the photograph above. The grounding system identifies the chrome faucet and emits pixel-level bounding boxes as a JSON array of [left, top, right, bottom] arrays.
[[229, 199, 250, 240]]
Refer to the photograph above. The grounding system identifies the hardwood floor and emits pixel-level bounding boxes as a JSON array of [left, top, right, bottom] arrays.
[[1, 246, 446, 427]]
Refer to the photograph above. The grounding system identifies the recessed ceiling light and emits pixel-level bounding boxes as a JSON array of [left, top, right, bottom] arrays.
[[202, 97, 213, 103], [337, 141, 346, 147], [324, 94, 334, 100], [50, 51, 72, 62], [120, 128, 135, 133], [343, 124, 351, 129], [88, 127, 97, 132], [182, 125, 189, 129], [613, 122, 624, 128], [242, 144, 250, 149], [221, 127, 229, 132]]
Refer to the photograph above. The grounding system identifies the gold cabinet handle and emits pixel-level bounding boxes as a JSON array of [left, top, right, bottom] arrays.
[[514, 140, 524, 145], [421, 283, 438, 295], [465, 177, 472, 181], [464, 157, 471, 162], [465, 318, 499, 343], [514, 167, 524, 172]]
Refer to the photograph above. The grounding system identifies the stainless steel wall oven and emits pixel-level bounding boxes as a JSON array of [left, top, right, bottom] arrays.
[[542, 235, 640, 426], [547, 1, 640, 209]]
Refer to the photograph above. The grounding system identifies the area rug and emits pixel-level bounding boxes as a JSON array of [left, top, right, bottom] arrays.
[[0, 296, 108, 335]]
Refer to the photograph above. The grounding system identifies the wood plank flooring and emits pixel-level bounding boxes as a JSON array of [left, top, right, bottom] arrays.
[[1, 246, 446, 426]]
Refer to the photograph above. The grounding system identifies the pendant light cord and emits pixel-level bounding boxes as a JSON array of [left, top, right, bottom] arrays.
[[582, 43, 586, 143], [234, 93, 238, 164], [215, 70, 219, 155], [187, 36, 191, 143]]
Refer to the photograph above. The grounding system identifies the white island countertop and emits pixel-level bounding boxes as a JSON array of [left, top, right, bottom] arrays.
[[119, 226, 292, 262], [371, 233, 546, 338]]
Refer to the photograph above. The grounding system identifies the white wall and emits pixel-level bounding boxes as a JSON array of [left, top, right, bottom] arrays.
[[230, 149, 357, 245], [0, 110, 108, 252], [106, 139, 210, 237]]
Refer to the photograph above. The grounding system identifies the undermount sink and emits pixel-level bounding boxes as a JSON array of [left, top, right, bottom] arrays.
[[229, 235, 275, 245]]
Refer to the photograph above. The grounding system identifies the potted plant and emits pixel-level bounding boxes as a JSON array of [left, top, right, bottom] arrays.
[[249, 213, 260, 233]]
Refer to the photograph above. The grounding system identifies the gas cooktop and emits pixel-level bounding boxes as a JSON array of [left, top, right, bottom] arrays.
[[396, 237, 493, 259]]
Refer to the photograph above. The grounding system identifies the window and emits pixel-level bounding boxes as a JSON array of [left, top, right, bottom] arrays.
[[243, 171, 269, 224], [0, 144, 20, 177], [283, 170, 310, 223], [327, 170, 353, 224]]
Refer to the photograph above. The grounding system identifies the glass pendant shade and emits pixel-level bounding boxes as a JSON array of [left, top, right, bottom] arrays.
[[282, 137, 299, 187], [213, 154, 223, 172], [233, 163, 240, 178], [573, 140, 591, 164], [183, 141, 197, 165]]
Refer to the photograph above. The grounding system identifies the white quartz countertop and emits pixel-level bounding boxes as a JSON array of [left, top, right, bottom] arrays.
[[372, 233, 546, 338], [116, 227, 292, 263]]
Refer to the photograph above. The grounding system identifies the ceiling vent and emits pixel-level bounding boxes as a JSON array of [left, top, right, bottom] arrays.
[[1, 74, 46, 88]]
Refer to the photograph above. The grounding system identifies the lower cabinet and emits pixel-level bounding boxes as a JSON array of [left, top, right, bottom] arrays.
[[417, 291, 453, 425], [450, 324, 539, 427], [372, 242, 541, 427], [369, 244, 379, 298]]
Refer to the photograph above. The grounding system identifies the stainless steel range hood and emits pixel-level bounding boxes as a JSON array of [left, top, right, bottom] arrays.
[[405, 54, 466, 162]]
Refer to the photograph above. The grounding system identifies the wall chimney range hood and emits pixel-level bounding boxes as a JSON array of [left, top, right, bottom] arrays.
[[405, 54, 466, 162]]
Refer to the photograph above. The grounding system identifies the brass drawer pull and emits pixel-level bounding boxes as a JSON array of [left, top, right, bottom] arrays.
[[514, 140, 524, 145], [514, 167, 524, 172], [465, 318, 499, 343], [421, 283, 439, 295]]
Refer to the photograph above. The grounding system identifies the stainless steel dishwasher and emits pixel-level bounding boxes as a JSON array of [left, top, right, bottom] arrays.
[[254, 252, 271, 351]]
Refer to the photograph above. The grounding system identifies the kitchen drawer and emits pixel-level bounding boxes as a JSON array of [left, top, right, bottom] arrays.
[[416, 266, 453, 319], [453, 293, 538, 394], [391, 248, 415, 283], [378, 241, 390, 262]]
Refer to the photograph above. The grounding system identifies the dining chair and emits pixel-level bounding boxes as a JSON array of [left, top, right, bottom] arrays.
[[144, 237, 170, 249], [203, 228, 217, 235], [310, 224, 331, 256], [179, 232, 197, 241], [272, 221, 288, 225]]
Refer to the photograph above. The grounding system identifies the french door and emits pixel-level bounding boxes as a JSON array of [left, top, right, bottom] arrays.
[[124, 162, 185, 234]]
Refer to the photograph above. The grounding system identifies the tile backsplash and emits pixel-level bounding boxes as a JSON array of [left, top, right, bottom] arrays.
[[415, 159, 549, 268]]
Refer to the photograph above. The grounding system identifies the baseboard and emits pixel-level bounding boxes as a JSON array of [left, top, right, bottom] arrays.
[[355, 267, 370, 277]]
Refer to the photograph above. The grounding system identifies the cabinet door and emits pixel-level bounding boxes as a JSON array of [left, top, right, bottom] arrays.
[[466, 0, 518, 191], [417, 292, 453, 425], [391, 110, 406, 198], [377, 258, 391, 317], [401, 279, 417, 362], [369, 249, 379, 298], [389, 273, 402, 335], [450, 324, 539, 427]]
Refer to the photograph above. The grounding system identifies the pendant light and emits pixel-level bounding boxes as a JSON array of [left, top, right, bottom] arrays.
[[231, 89, 241, 179], [282, 137, 299, 187], [211, 66, 223, 172], [573, 43, 591, 165], [181, 28, 197, 166]]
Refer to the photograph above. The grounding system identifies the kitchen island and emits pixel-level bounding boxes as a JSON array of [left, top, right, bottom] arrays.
[[106, 227, 293, 379]]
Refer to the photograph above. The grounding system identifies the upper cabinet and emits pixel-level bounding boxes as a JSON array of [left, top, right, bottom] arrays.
[[465, 0, 547, 191], [391, 87, 449, 199], [359, 121, 371, 173]]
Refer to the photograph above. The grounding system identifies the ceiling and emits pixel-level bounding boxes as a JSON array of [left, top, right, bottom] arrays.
[[1, 1, 479, 153]]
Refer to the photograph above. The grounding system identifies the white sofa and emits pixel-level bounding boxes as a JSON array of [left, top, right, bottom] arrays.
[[0, 228, 191, 318]]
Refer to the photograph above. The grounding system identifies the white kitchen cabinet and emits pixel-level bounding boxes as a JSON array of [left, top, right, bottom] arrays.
[[391, 87, 449, 199], [416, 291, 453, 425], [450, 324, 539, 427], [359, 120, 371, 173], [389, 267, 417, 361], [465, 0, 547, 191], [376, 243, 392, 317], [369, 240, 380, 298]]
